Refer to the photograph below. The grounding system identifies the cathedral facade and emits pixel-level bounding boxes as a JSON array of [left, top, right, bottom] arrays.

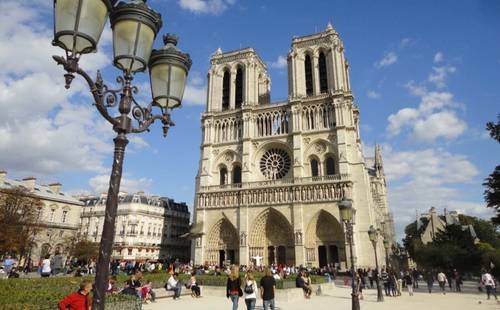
[[192, 24, 394, 269]]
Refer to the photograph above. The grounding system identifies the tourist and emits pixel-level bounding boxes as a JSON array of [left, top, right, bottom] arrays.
[[403, 271, 413, 296], [412, 269, 420, 288], [8, 267, 20, 279], [303, 272, 313, 298], [166, 272, 183, 300], [437, 271, 447, 295], [189, 271, 201, 297], [424, 270, 434, 294], [453, 269, 462, 292], [226, 265, 242, 310], [58, 279, 92, 310], [355, 273, 364, 300], [260, 267, 276, 310], [481, 270, 498, 301], [381, 268, 389, 296], [41, 255, 52, 277], [106, 276, 118, 294], [389, 271, 397, 296], [244, 272, 257, 310], [51, 252, 64, 276], [141, 280, 154, 304], [2, 256, 14, 275], [368, 268, 374, 289], [126, 273, 142, 297]]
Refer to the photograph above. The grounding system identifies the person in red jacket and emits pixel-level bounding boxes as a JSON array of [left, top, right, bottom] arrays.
[[58, 280, 92, 310]]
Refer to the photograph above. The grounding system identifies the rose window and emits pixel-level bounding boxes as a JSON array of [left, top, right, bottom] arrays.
[[260, 148, 291, 180]]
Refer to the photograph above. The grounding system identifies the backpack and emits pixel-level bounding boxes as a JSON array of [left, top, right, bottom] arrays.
[[244, 282, 254, 294]]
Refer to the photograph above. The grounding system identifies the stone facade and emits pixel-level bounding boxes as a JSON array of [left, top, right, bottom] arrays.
[[80, 192, 191, 261], [192, 24, 394, 269], [0, 171, 82, 263]]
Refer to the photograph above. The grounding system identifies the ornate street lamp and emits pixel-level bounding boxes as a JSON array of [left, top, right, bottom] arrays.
[[383, 238, 390, 268], [52, 1, 191, 309], [367, 225, 384, 302], [339, 197, 360, 310]]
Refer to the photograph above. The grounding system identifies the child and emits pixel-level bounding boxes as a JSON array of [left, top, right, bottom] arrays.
[[141, 281, 153, 304]]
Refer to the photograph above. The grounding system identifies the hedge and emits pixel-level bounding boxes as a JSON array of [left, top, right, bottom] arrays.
[[0, 272, 325, 309]]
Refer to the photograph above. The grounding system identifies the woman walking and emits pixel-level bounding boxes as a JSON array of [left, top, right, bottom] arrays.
[[227, 266, 243, 310], [244, 272, 257, 310], [404, 271, 414, 296]]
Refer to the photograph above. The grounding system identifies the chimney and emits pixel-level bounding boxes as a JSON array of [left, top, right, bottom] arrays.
[[22, 177, 36, 190], [0, 170, 6, 185], [48, 182, 62, 194]]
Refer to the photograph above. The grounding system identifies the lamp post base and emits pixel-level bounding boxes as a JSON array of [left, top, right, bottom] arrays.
[[352, 292, 360, 310]]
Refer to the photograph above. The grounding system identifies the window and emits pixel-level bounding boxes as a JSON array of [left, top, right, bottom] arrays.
[[61, 210, 68, 223], [222, 70, 230, 110], [235, 68, 243, 108], [310, 159, 319, 177], [49, 209, 56, 222], [220, 167, 228, 185], [305, 54, 313, 96], [232, 165, 242, 184], [319, 52, 328, 93], [325, 157, 335, 175]]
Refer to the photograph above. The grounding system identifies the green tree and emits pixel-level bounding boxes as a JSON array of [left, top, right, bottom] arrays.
[[484, 114, 500, 224], [67, 236, 98, 263], [0, 187, 42, 257], [458, 214, 500, 247]]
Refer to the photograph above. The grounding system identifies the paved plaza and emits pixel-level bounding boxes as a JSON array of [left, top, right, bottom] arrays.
[[144, 282, 499, 310]]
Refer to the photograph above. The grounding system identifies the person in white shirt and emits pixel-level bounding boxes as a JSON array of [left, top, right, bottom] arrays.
[[244, 272, 257, 310], [481, 271, 498, 300], [41, 255, 51, 277], [165, 272, 182, 299], [437, 271, 447, 294]]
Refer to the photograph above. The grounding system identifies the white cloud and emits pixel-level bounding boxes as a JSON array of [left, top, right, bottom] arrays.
[[367, 90, 381, 99], [433, 51, 444, 63], [428, 65, 456, 88], [89, 174, 153, 194], [386, 58, 465, 143], [375, 51, 398, 68], [370, 145, 490, 239], [400, 38, 411, 48], [183, 71, 207, 106], [178, 0, 236, 15], [270, 55, 287, 69], [0, 1, 115, 176]]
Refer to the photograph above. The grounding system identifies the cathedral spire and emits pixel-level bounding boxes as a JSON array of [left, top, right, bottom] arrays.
[[374, 144, 384, 177], [326, 21, 334, 32]]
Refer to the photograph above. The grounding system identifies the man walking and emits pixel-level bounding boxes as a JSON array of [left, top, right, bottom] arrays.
[[437, 271, 447, 295], [260, 267, 276, 310], [481, 270, 498, 301]]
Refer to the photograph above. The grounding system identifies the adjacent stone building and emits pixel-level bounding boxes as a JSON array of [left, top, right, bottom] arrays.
[[192, 24, 394, 269], [80, 192, 191, 261], [0, 171, 83, 263], [417, 207, 478, 244]]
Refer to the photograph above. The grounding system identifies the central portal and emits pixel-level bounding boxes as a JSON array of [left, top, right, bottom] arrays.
[[249, 208, 295, 266]]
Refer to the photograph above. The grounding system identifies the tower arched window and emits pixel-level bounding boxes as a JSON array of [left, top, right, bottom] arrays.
[[220, 167, 228, 185], [318, 52, 328, 93], [232, 165, 242, 184], [304, 54, 313, 96], [235, 67, 243, 108], [325, 157, 335, 175], [310, 158, 319, 177], [222, 70, 230, 110]]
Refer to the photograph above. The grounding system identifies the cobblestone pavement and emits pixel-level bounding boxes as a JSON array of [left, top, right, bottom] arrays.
[[143, 282, 499, 310]]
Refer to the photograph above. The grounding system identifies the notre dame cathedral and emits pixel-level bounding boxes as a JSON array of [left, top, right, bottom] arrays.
[[191, 23, 394, 269]]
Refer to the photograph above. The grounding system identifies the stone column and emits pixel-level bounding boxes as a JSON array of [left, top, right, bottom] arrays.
[[312, 53, 320, 95], [230, 69, 236, 109], [238, 205, 249, 265]]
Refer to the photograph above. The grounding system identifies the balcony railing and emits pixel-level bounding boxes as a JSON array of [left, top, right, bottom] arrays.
[[199, 174, 349, 192]]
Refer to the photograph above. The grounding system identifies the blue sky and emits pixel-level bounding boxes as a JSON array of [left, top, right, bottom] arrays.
[[0, 0, 498, 239]]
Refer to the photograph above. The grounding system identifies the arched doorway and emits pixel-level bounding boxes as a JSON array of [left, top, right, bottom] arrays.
[[205, 218, 239, 266], [305, 210, 345, 268], [249, 208, 295, 266]]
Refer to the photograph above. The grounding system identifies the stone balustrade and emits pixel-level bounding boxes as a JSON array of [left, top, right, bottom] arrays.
[[197, 174, 352, 209]]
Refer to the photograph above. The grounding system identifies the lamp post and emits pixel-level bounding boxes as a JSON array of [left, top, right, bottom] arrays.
[[339, 197, 360, 310], [367, 225, 384, 302], [383, 238, 390, 269], [52, 1, 192, 309]]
